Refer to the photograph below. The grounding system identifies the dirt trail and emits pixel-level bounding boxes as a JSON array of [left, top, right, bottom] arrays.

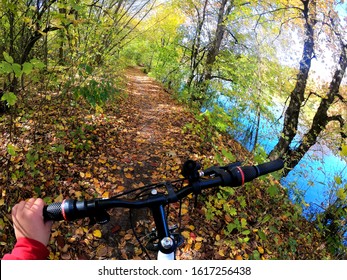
[[115, 67, 200, 182], [100, 67, 248, 260], [124, 67, 184, 145], [100, 67, 203, 259]]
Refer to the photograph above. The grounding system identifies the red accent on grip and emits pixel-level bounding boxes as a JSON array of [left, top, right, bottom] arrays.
[[61, 199, 67, 221], [236, 166, 245, 185]]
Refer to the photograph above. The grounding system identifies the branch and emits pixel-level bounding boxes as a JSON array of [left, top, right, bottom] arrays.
[[336, 93, 347, 104], [302, 90, 324, 107], [327, 115, 347, 139], [209, 75, 234, 83]]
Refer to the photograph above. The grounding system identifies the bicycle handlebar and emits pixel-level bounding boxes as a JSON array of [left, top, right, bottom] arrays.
[[43, 159, 284, 222]]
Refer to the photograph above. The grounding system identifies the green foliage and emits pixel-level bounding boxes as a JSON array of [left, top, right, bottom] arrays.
[[184, 105, 235, 147], [0, 53, 43, 78], [313, 175, 347, 259], [67, 64, 121, 108], [6, 143, 17, 156], [1, 92, 17, 106]]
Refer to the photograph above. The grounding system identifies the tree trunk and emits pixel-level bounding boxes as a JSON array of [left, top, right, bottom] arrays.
[[187, 0, 208, 105], [269, 0, 316, 161], [286, 43, 347, 172], [201, 0, 233, 83]]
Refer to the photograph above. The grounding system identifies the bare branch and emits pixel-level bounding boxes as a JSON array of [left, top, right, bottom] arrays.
[[336, 93, 347, 104], [327, 115, 347, 139]]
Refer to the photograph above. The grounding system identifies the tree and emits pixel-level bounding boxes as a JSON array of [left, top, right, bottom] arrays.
[[269, 0, 347, 175], [200, 0, 233, 86]]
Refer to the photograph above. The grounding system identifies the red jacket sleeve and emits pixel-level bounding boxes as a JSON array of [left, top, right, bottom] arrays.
[[2, 238, 50, 260]]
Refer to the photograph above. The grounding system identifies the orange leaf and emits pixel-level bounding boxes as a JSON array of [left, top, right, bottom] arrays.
[[124, 233, 132, 240], [225, 214, 232, 223], [102, 192, 109, 198], [116, 186, 125, 192]]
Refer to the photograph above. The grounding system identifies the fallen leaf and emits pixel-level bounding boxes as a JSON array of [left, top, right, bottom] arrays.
[[181, 231, 190, 239], [194, 242, 202, 250], [258, 246, 264, 254], [124, 233, 132, 240], [93, 229, 102, 238], [218, 249, 225, 257], [190, 232, 197, 240], [96, 245, 108, 258]]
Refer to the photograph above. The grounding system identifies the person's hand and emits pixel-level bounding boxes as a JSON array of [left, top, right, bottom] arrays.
[[11, 198, 53, 246]]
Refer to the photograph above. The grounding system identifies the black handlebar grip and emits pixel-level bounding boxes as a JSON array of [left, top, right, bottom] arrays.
[[43, 202, 64, 221], [43, 199, 99, 221], [228, 159, 284, 186], [256, 159, 284, 176]]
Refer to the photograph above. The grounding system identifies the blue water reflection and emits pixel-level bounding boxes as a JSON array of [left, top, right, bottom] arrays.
[[214, 94, 347, 210]]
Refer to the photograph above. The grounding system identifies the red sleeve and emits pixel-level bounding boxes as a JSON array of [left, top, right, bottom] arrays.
[[2, 238, 50, 260]]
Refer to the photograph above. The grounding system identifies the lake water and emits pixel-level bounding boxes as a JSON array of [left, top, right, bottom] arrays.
[[214, 94, 347, 212]]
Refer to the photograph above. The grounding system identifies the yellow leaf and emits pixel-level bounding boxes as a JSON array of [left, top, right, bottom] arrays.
[[54, 193, 64, 203], [258, 246, 264, 254], [93, 229, 102, 238], [194, 242, 202, 250], [181, 231, 190, 239], [181, 208, 188, 215], [188, 225, 195, 231], [98, 157, 107, 164], [85, 172, 92, 178], [125, 173, 133, 179], [196, 237, 203, 242], [111, 164, 118, 170], [0, 199, 4, 206], [216, 234, 221, 241], [0, 218, 5, 230], [218, 249, 225, 257], [340, 144, 347, 157], [102, 192, 109, 198], [80, 172, 85, 178], [235, 255, 243, 260], [74, 191, 82, 198]]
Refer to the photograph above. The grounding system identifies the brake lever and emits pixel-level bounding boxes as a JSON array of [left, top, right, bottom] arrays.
[[203, 162, 242, 176], [88, 209, 110, 225]]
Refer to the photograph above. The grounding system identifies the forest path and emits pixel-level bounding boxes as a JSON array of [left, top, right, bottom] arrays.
[[119, 67, 191, 168], [100, 67, 208, 260]]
